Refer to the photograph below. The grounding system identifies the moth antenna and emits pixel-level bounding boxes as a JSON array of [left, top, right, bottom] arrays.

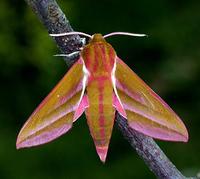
[[50, 31, 92, 39], [103, 32, 147, 38]]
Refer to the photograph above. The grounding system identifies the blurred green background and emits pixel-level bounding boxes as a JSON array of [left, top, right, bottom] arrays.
[[0, 0, 200, 178]]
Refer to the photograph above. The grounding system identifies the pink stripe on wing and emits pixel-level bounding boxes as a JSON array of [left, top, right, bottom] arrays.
[[129, 122, 188, 142], [116, 79, 146, 105]]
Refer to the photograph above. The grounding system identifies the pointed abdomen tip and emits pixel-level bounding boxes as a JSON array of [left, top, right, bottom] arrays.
[[96, 146, 108, 163]]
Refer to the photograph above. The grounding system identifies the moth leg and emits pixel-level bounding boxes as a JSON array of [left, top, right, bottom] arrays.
[[54, 51, 80, 65], [53, 37, 86, 65]]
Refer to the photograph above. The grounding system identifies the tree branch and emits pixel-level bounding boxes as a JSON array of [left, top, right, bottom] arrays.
[[25, 0, 83, 66], [25, 0, 194, 178]]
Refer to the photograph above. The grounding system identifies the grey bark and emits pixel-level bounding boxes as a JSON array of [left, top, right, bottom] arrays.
[[25, 0, 83, 66]]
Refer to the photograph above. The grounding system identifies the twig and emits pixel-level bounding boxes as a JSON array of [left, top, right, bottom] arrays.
[[25, 0, 83, 66], [25, 0, 194, 178]]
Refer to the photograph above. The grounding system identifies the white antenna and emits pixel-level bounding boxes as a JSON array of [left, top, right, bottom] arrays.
[[49, 31, 92, 38], [103, 32, 147, 38], [50, 31, 147, 39]]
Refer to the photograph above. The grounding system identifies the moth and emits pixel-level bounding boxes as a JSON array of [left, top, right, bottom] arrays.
[[16, 32, 188, 162]]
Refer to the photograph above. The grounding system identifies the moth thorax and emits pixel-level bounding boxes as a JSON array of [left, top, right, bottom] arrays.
[[82, 43, 116, 75]]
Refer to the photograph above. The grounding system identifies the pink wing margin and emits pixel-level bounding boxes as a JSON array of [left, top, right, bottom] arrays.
[[114, 57, 188, 142], [16, 58, 88, 149]]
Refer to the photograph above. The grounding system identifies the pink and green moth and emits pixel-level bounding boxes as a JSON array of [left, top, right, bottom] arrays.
[[16, 31, 188, 162]]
